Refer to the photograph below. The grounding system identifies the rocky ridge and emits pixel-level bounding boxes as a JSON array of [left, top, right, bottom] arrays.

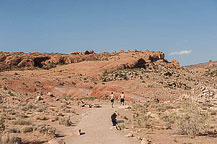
[[0, 50, 179, 71]]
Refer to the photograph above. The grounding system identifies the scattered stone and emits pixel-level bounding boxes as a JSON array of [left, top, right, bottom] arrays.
[[47, 92, 54, 97], [73, 129, 82, 136], [125, 133, 134, 137]]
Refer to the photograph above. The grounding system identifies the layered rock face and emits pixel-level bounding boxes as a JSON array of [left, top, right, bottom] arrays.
[[0, 49, 179, 71]]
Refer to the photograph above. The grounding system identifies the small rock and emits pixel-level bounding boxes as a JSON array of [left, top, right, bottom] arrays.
[[125, 133, 134, 137], [73, 129, 82, 136], [37, 96, 42, 101], [47, 92, 54, 97], [137, 136, 142, 141]]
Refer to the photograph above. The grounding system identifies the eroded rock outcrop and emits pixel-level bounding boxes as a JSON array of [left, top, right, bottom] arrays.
[[0, 50, 179, 71]]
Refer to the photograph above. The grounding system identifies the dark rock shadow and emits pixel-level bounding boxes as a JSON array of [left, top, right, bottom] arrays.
[[80, 132, 86, 135]]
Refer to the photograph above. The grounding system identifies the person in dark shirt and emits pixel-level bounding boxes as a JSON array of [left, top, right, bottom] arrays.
[[111, 112, 117, 126]]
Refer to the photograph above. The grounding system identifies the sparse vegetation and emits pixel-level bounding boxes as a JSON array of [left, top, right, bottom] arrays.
[[21, 126, 33, 133], [8, 91, 14, 96], [0, 117, 5, 132], [176, 102, 208, 138], [36, 124, 56, 136], [12, 119, 32, 125], [118, 123, 125, 130], [36, 115, 49, 121], [0, 132, 22, 144], [59, 117, 72, 126]]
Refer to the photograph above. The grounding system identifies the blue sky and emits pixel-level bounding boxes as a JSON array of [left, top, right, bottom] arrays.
[[0, 0, 216, 66]]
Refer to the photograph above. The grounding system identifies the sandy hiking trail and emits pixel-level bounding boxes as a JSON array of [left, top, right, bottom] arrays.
[[62, 105, 139, 144]]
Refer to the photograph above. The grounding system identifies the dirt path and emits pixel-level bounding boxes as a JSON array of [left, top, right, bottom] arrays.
[[63, 105, 139, 144]]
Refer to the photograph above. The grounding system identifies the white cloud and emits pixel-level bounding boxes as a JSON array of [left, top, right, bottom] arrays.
[[169, 50, 192, 56]]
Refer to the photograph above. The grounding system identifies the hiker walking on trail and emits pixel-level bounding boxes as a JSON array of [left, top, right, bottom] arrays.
[[120, 92, 125, 105], [110, 92, 114, 108]]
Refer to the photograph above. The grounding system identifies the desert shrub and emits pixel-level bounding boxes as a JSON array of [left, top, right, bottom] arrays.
[[37, 108, 44, 112], [15, 113, 28, 119], [64, 96, 75, 101], [154, 103, 175, 113], [176, 102, 207, 138], [82, 97, 96, 101], [36, 124, 56, 136], [161, 112, 177, 124], [59, 117, 72, 126], [36, 116, 49, 121], [0, 132, 22, 144], [0, 117, 5, 132], [21, 103, 37, 111], [8, 91, 14, 96], [60, 103, 67, 108], [37, 105, 47, 112], [7, 128, 20, 133], [42, 63, 57, 70], [131, 103, 151, 128], [133, 113, 151, 128], [118, 124, 125, 130], [21, 126, 33, 133], [12, 119, 32, 125]]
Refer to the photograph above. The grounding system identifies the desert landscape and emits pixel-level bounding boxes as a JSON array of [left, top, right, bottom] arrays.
[[0, 50, 216, 144]]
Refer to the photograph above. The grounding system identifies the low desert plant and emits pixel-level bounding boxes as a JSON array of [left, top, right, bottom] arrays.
[[12, 119, 32, 125], [119, 124, 125, 130], [36, 124, 56, 136], [42, 63, 57, 70], [0, 117, 5, 132], [176, 102, 208, 138], [21, 103, 37, 111], [59, 117, 72, 126], [8, 128, 20, 133], [0, 132, 22, 144], [8, 91, 14, 96], [36, 116, 49, 121], [161, 112, 177, 124], [21, 126, 33, 133]]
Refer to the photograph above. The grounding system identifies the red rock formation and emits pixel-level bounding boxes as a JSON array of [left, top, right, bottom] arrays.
[[18, 59, 35, 68], [0, 50, 180, 71], [5, 55, 22, 66], [169, 60, 180, 69]]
